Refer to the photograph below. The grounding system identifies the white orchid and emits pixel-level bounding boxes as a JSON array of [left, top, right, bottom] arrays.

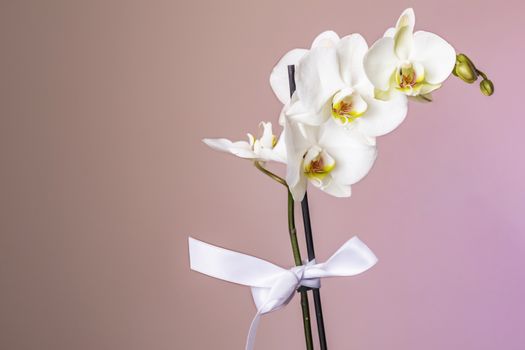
[[364, 8, 456, 101], [276, 33, 407, 137], [203, 122, 286, 163], [284, 116, 377, 201]]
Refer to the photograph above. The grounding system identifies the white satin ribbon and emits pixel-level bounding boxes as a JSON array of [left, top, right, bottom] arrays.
[[189, 236, 378, 350]]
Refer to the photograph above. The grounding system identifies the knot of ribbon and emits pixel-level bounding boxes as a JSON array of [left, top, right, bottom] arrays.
[[188, 236, 377, 350]]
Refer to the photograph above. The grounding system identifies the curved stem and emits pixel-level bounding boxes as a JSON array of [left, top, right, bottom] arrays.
[[288, 190, 303, 266], [254, 161, 287, 187], [476, 69, 489, 81]]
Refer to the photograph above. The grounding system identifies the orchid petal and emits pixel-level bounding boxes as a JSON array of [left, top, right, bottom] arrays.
[[419, 83, 442, 95], [296, 47, 346, 111], [374, 87, 396, 101], [410, 31, 456, 84], [259, 148, 286, 163], [336, 34, 369, 87], [290, 175, 308, 202], [284, 118, 311, 188], [270, 49, 309, 104], [319, 119, 375, 148], [202, 138, 255, 159], [321, 180, 352, 198], [328, 141, 377, 185], [394, 24, 413, 60], [356, 93, 408, 137], [384, 27, 396, 38], [311, 30, 340, 49], [259, 122, 274, 148], [363, 37, 398, 92], [395, 8, 415, 31], [271, 129, 287, 163], [285, 94, 329, 126], [318, 121, 377, 185]]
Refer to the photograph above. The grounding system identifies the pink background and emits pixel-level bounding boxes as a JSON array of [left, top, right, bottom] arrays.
[[1, 1, 524, 349]]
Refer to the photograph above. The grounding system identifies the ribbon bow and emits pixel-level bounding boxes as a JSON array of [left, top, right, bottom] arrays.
[[189, 236, 377, 350]]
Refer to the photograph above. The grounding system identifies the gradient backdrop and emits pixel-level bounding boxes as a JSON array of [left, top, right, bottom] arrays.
[[1, 1, 524, 349]]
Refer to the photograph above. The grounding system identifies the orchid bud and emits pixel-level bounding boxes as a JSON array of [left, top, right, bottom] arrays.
[[454, 54, 478, 84], [479, 79, 494, 96]]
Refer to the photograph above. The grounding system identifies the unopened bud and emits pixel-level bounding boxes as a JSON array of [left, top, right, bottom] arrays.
[[454, 54, 478, 84], [479, 79, 494, 96]]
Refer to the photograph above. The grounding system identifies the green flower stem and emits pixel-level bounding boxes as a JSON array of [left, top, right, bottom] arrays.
[[287, 189, 303, 266], [254, 161, 287, 187], [289, 189, 315, 350], [254, 161, 314, 350], [475, 69, 489, 81]]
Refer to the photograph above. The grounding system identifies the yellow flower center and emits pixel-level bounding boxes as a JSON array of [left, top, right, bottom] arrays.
[[398, 67, 416, 88], [303, 146, 336, 183], [331, 89, 368, 125], [395, 62, 425, 93]]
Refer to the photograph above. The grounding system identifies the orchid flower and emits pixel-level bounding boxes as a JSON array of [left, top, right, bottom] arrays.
[[284, 116, 377, 201], [363, 8, 456, 101], [277, 33, 407, 137], [203, 122, 286, 163]]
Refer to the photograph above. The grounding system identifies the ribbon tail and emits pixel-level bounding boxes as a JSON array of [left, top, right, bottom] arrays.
[[245, 311, 262, 350], [189, 237, 285, 287], [306, 237, 378, 278], [245, 297, 279, 350], [326, 236, 378, 276]]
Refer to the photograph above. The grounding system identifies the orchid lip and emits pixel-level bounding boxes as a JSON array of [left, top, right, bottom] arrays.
[[330, 89, 368, 125], [303, 146, 336, 182], [394, 61, 426, 95]]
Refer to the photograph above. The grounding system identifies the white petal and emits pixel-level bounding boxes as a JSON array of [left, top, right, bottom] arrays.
[[356, 93, 408, 137], [384, 27, 396, 38], [271, 129, 287, 163], [285, 93, 329, 126], [311, 30, 340, 49], [270, 49, 309, 104], [286, 150, 302, 188], [410, 31, 456, 84], [336, 34, 369, 87], [419, 83, 441, 95], [374, 87, 396, 101], [288, 104, 329, 126], [328, 141, 377, 185], [247, 133, 255, 146], [297, 47, 345, 111], [318, 121, 377, 184], [202, 138, 256, 159], [259, 122, 274, 148], [259, 148, 286, 163], [395, 8, 415, 31], [363, 37, 398, 92], [321, 179, 352, 197], [290, 175, 308, 202], [394, 25, 413, 60], [284, 118, 312, 188], [319, 118, 374, 149]]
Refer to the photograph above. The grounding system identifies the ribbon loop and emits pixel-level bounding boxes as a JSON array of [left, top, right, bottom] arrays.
[[189, 236, 377, 350]]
